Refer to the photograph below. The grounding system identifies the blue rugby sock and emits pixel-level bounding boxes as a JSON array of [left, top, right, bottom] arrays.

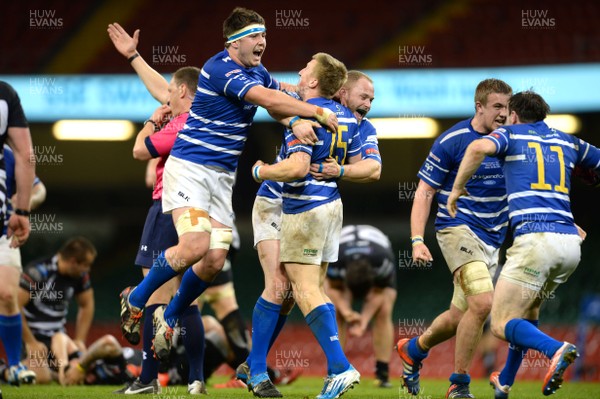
[[499, 319, 538, 386], [249, 297, 281, 377], [0, 314, 22, 366], [181, 306, 205, 382], [163, 268, 210, 328], [140, 304, 160, 384], [449, 372, 471, 384], [504, 319, 562, 359], [407, 336, 429, 362], [326, 302, 336, 320], [306, 304, 349, 375], [268, 313, 288, 351], [129, 251, 178, 308]]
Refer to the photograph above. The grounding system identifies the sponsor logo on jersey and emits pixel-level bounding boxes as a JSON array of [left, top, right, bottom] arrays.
[[428, 152, 441, 163], [225, 69, 242, 77]]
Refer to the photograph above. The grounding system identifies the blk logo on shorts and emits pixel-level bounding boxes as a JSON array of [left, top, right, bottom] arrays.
[[460, 246, 473, 255]]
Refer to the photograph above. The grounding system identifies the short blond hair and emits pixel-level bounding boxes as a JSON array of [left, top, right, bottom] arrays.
[[312, 53, 347, 99], [474, 78, 512, 106]]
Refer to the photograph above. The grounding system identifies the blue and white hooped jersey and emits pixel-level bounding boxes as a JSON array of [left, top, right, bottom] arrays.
[[485, 121, 600, 238], [256, 90, 301, 201], [417, 119, 508, 248], [358, 118, 381, 164], [171, 49, 278, 172], [256, 147, 284, 201], [282, 98, 362, 214]]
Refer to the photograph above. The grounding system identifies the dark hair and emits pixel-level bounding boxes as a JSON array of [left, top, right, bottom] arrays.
[[223, 7, 265, 46], [59, 236, 97, 262], [509, 91, 550, 123], [173, 66, 200, 94], [345, 258, 375, 299]]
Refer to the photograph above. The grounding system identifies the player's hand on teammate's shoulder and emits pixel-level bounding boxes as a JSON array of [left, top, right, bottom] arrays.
[[314, 107, 338, 133], [291, 118, 319, 145]]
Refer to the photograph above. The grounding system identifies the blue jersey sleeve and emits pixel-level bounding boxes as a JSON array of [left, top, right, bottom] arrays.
[[207, 63, 264, 100], [359, 119, 381, 163], [484, 127, 510, 157], [576, 138, 600, 170], [262, 66, 279, 90], [285, 130, 312, 156], [417, 140, 453, 189], [346, 125, 362, 159]]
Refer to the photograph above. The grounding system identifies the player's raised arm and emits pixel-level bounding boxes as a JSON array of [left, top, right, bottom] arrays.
[[107, 22, 170, 104]]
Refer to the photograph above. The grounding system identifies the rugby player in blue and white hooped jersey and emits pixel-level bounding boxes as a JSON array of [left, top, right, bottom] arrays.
[[398, 79, 512, 398], [448, 91, 600, 398], [251, 53, 362, 399], [310, 70, 382, 182], [239, 74, 381, 394], [119, 7, 339, 361]]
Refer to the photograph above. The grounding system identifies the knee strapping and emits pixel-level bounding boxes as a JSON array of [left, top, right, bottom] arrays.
[[451, 283, 468, 312], [210, 228, 233, 250], [175, 208, 212, 236], [459, 261, 493, 296]]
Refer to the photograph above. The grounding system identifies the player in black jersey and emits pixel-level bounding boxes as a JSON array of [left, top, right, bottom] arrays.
[[325, 225, 397, 388]]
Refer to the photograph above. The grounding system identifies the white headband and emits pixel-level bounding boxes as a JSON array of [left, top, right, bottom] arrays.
[[226, 24, 266, 43]]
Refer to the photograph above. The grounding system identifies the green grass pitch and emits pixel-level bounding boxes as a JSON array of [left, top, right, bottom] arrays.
[[2, 377, 599, 398]]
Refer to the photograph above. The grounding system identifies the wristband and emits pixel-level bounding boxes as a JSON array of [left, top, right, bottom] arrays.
[[253, 165, 263, 182], [411, 235, 424, 246], [339, 165, 344, 178], [128, 53, 140, 63], [76, 362, 86, 373], [14, 209, 30, 216], [144, 119, 159, 132], [288, 116, 300, 129]]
